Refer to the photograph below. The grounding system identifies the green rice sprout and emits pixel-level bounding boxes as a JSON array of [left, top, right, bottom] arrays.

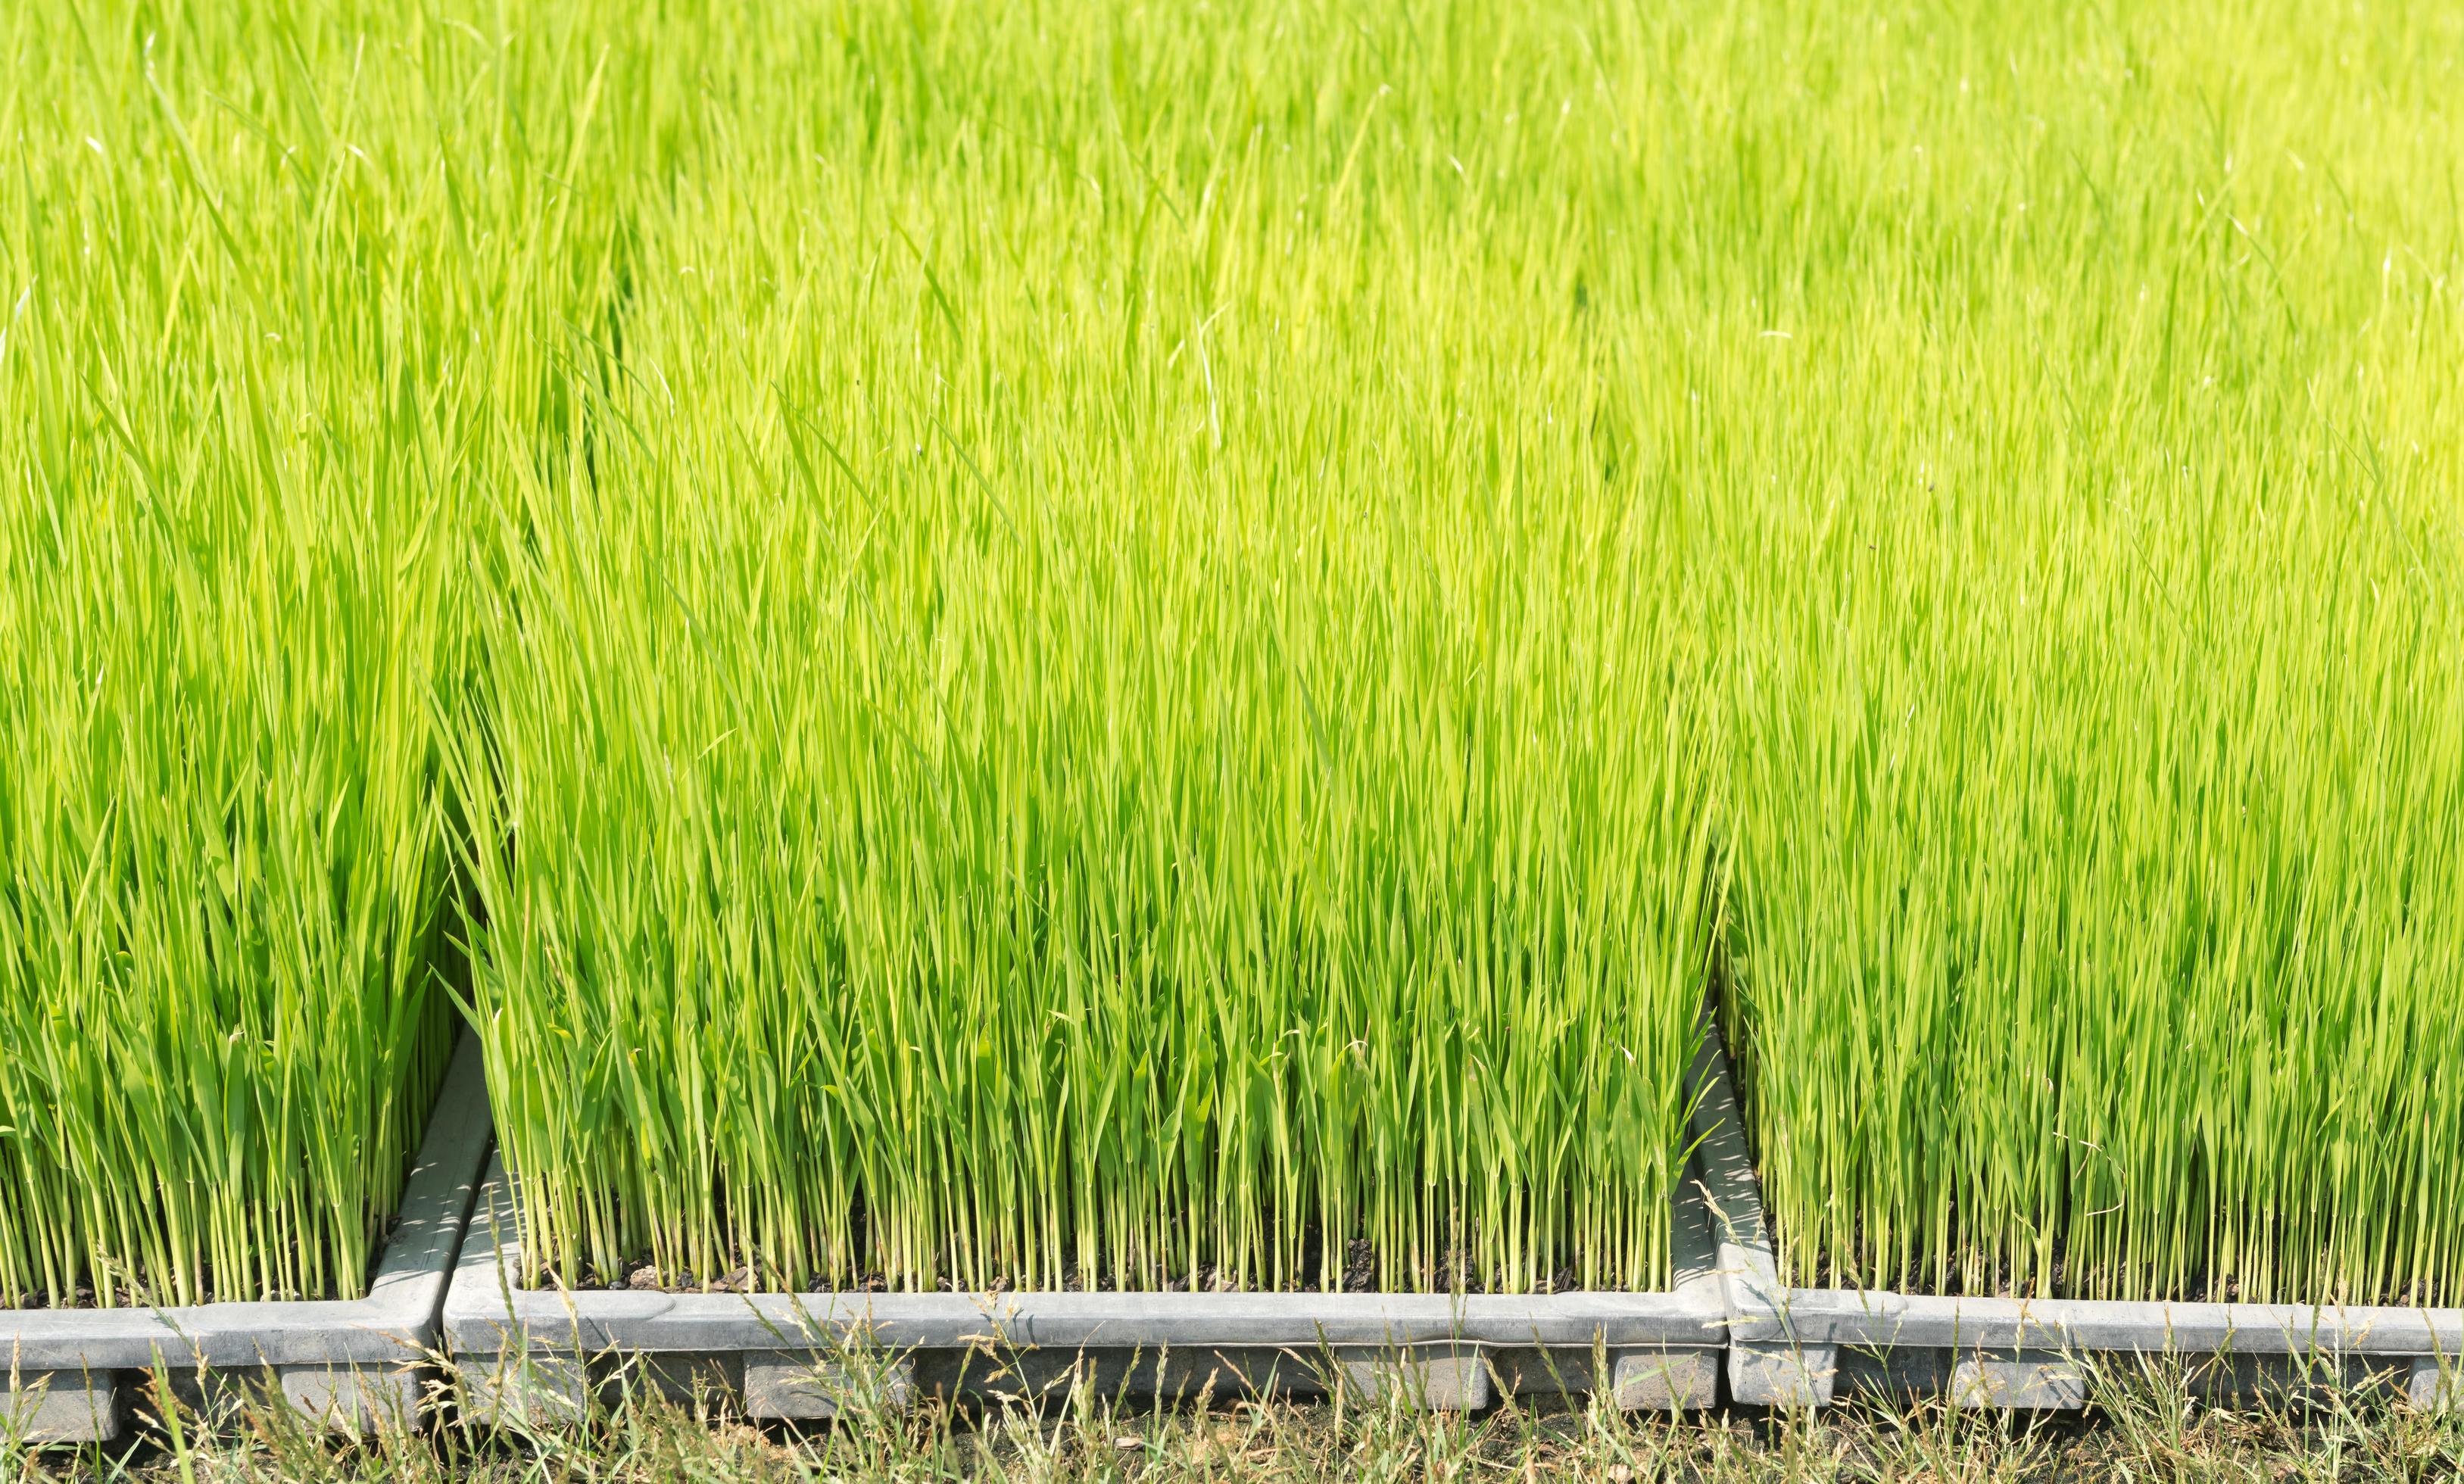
[[0, 4, 465, 1307], [8, 0, 2456, 1313], [1704, 0, 2464, 1305], [435, 0, 1726, 1296]]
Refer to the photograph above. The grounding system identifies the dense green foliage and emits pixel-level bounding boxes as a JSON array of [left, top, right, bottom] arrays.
[[1700, 2, 2464, 1304], [2, 0, 2456, 1307], [0, 1, 465, 1302], [443, 8, 1725, 1292]]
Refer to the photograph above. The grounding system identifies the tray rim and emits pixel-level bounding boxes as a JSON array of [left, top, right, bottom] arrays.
[[443, 1033, 1745, 1361], [1, 1032, 493, 1375]]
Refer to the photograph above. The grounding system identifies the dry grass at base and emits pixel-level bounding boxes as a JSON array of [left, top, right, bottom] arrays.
[[8, 1358, 2461, 1483]]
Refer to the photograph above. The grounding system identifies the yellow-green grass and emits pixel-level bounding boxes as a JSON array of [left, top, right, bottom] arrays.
[[441, 0, 2461, 1299], [5, 0, 2459, 1308], [1695, 2, 2464, 1302], [442, 3, 1726, 1287], [0, 4, 470, 1305]]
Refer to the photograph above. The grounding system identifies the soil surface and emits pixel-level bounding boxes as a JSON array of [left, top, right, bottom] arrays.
[[4, 1215, 403, 1310], [544, 1239, 1589, 1298]]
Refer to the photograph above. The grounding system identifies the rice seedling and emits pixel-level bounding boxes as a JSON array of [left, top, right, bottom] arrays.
[[11, 0, 2456, 1319], [0, 4, 477, 1305], [440, 0, 1725, 1295], [1700, 1, 2464, 1302]]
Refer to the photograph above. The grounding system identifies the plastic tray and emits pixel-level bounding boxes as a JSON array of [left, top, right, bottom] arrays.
[[2, 1036, 492, 1443], [443, 1036, 1754, 1420]]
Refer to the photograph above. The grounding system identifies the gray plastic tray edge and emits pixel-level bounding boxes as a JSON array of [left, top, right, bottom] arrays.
[[1, 1032, 491, 1374], [1694, 1020, 2464, 1408], [443, 1030, 1745, 1361]]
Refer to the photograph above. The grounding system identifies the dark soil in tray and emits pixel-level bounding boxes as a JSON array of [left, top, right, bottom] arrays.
[[540, 1238, 1594, 1300], [5, 1214, 404, 1311]]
